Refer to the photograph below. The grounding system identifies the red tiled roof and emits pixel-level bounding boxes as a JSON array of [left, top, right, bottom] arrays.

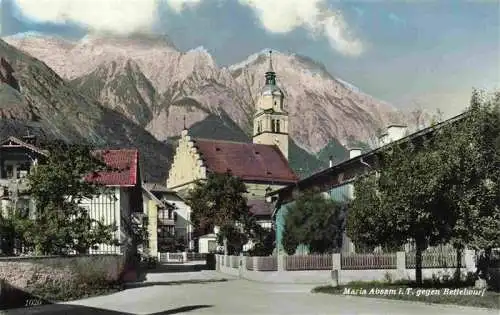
[[193, 138, 298, 183], [86, 149, 139, 187], [248, 199, 274, 216]]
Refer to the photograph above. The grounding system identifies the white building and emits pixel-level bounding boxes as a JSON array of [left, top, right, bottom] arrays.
[[0, 136, 143, 256]]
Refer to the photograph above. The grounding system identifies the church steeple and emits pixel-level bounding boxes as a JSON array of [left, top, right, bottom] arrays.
[[265, 50, 276, 86], [253, 49, 289, 161]]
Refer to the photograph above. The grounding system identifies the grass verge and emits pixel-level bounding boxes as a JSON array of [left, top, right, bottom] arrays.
[[29, 280, 123, 303], [312, 280, 500, 309]]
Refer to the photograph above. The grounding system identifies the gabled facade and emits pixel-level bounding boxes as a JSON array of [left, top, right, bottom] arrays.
[[166, 51, 298, 242]]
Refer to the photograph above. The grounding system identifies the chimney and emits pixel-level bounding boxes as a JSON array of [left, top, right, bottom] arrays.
[[378, 133, 388, 146], [386, 124, 408, 143], [349, 148, 362, 159], [329, 155, 334, 168]]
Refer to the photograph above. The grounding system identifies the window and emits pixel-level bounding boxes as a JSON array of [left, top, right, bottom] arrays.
[[271, 119, 276, 132], [17, 162, 31, 178], [276, 120, 281, 133], [257, 120, 262, 133], [5, 165, 13, 179]]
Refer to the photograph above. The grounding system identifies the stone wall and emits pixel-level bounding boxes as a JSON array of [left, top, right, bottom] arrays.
[[0, 254, 126, 290]]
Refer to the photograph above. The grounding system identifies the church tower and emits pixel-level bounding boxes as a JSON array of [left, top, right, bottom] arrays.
[[253, 51, 289, 160]]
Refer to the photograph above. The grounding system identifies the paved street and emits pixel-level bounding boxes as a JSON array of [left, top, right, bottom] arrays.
[[3, 265, 498, 315]]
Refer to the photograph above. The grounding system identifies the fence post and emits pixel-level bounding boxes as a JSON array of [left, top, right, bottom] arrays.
[[277, 254, 284, 272], [253, 256, 258, 271], [239, 253, 245, 277], [396, 251, 406, 276], [182, 252, 188, 263], [464, 249, 476, 272], [166, 252, 170, 263], [331, 253, 341, 287]]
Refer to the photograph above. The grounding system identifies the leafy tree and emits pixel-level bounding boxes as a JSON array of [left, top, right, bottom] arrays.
[[158, 232, 185, 252], [248, 227, 275, 256], [0, 207, 19, 256], [347, 172, 400, 252], [282, 188, 344, 254], [15, 142, 118, 255], [348, 136, 452, 284], [185, 172, 260, 255], [282, 226, 299, 255], [433, 90, 500, 276], [347, 90, 500, 285]]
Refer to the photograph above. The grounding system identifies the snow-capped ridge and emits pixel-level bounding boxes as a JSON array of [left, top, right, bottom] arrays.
[[188, 46, 209, 54]]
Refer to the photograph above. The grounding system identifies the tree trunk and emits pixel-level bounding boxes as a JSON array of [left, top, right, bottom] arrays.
[[415, 240, 425, 285], [454, 246, 463, 283], [415, 247, 423, 285]]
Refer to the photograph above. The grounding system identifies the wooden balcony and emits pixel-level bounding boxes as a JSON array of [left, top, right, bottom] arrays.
[[0, 178, 30, 194], [158, 217, 176, 226]]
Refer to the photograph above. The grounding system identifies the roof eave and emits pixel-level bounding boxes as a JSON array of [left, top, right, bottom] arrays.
[[270, 111, 469, 198]]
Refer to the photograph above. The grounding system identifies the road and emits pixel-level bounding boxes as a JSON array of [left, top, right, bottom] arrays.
[[3, 264, 498, 315]]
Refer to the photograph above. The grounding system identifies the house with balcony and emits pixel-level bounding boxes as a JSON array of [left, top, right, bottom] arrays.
[[0, 135, 144, 256], [269, 112, 468, 255], [143, 183, 193, 254]]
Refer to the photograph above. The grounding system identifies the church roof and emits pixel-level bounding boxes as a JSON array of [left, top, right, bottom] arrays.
[[192, 138, 298, 183]]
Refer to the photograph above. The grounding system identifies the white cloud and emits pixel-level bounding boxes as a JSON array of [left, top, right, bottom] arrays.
[[238, 0, 364, 56], [166, 0, 203, 13], [14, 0, 160, 34], [12, 0, 363, 56], [12, 0, 208, 33]]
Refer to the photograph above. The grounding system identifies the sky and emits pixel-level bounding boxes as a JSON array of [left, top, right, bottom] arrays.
[[0, 0, 499, 117]]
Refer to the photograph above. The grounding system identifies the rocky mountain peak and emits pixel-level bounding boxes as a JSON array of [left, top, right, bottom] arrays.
[[3, 33, 407, 153], [79, 32, 178, 50], [229, 49, 332, 80]]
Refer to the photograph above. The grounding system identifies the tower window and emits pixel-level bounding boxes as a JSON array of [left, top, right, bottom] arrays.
[[257, 120, 262, 133], [271, 119, 276, 132], [276, 120, 280, 133]]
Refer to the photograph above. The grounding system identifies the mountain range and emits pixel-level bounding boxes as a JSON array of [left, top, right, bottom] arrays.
[[1, 32, 410, 180]]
